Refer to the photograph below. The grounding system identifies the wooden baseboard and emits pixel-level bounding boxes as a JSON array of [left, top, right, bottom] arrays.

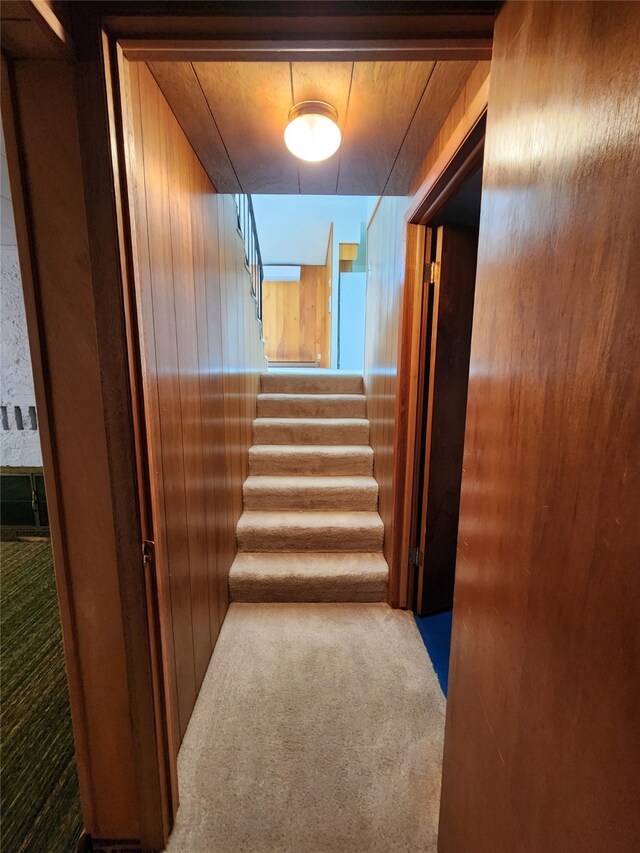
[[80, 835, 145, 853]]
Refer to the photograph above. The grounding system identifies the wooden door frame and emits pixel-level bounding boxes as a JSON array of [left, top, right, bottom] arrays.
[[98, 2, 496, 63], [97, 17, 494, 839], [388, 75, 489, 608], [2, 1, 496, 847], [1, 49, 167, 853], [102, 35, 178, 836]]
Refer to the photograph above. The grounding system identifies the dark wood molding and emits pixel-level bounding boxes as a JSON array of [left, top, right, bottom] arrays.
[[406, 73, 489, 223], [84, 838, 144, 853], [95, 1, 497, 61], [408, 114, 485, 225], [118, 40, 492, 63], [0, 0, 74, 60], [35, 1, 499, 62]]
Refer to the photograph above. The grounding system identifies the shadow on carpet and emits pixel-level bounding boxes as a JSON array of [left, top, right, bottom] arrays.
[[1, 539, 83, 852], [414, 609, 453, 696]]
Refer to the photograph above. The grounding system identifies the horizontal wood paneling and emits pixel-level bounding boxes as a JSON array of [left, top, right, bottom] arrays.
[[364, 196, 407, 587], [114, 4, 497, 61], [262, 265, 329, 365], [124, 63, 265, 752], [439, 2, 640, 851]]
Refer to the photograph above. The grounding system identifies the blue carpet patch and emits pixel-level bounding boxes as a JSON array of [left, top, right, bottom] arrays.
[[414, 610, 453, 697]]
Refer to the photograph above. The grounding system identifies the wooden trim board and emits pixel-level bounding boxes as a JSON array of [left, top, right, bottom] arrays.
[[405, 74, 489, 223]]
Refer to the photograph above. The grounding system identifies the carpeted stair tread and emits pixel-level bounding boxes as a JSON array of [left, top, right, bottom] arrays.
[[236, 511, 384, 552], [254, 417, 370, 445], [257, 393, 366, 419], [243, 475, 379, 511], [260, 372, 363, 395], [249, 444, 374, 476], [229, 552, 388, 602]]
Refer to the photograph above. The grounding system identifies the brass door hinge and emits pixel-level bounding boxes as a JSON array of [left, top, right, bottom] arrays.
[[424, 260, 438, 286]]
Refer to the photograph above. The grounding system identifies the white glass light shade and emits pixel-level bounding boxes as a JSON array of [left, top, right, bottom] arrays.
[[284, 101, 341, 163]]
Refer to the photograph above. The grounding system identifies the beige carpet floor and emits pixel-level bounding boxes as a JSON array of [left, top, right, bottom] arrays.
[[166, 603, 445, 853]]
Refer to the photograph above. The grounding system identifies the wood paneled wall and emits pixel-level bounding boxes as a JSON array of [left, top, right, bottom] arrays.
[[364, 197, 407, 579], [439, 2, 640, 851], [123, 62, 265, 754], [262, 259, 330, 366]]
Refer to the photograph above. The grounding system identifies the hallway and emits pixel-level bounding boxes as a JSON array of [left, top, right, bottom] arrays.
[[166, 602, 445, 852], [164, 369, 444, 850], [4, 3, 638, 848]]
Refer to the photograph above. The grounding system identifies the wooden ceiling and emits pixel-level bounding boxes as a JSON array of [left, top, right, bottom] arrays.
[[148, 60, 476, 195]]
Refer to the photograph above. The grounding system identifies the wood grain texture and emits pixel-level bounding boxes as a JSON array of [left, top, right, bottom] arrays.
[[291, 61, 353, 195], [337, 61, 433, 195], [148, 62, 240, 193], [409, 60, 490, 199], [150, 59, 482, 195], [3, 56, 164, 846], [262, 265, 328, 365], [0, 0, 73, 60], [109, 3, 497, 60], [439, 3, 640, 852], [405, 80, 488, 224], [385, 61, 475, 195], [388, 224, 430, 608], [193, 61, 298, 193], [123, 63, 265, 747], [364, 196, 407, 586]]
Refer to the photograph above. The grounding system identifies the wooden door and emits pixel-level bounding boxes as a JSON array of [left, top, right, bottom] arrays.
[[415, 225, 478, 615], [438, 3, 640, 851]]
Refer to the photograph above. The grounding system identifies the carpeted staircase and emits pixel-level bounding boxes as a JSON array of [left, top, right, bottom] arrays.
[[229, 371, 389, 602]]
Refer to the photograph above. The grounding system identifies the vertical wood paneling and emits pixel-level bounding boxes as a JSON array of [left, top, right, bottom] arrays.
[[134, 67, 198, 735], [262, 265, 329, 364], [439, 3, 640, 851], [124, 63, 265, 743], [364, 196, 407, 576]]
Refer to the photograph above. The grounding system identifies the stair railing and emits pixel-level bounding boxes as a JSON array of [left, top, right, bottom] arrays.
[[234, 193, 264, 322]]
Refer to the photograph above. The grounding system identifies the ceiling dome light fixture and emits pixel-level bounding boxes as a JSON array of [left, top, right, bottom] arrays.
[[284, 101, 341, 163]]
